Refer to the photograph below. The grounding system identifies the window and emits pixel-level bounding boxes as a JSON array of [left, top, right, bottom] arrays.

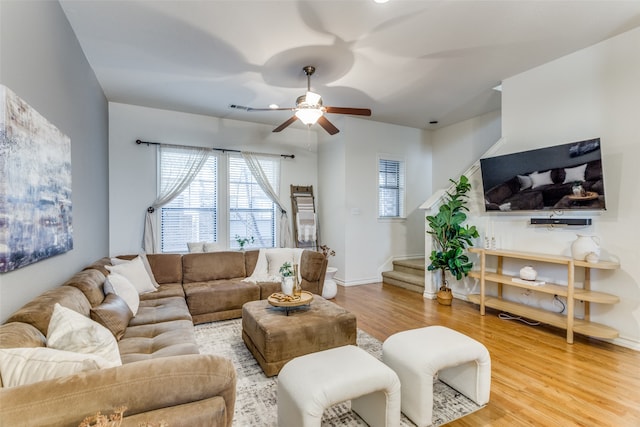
[[228, 155, 279, 249], [378, 156, 405, 218], [160, 150, 217, 252]]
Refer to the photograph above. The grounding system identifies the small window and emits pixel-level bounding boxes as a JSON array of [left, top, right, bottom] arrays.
[[378, 157, 405, 218]]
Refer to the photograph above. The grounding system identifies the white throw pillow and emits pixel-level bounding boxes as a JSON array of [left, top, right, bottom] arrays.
[[106, 256, 156, 294], [46, 304, 122, 368], [517, 174, 532, 190], [529, 170, 554, 189], [187, 241, 206, 253], [243, 248, 304, 283], [0, 347, 112, 388], [111, 254, 159, 288], [204, 242, 224, 252], [266, 250, 295, 277], [104, 273, 140, 316], [563, 163, 587, 184]]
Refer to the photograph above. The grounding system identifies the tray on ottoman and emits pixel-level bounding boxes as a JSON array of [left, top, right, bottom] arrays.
[[241, 295, 357, 377]]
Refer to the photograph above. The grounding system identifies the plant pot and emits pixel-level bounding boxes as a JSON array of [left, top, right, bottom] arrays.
[[436, 287, 453, 306], [281, 277, 294, 296]]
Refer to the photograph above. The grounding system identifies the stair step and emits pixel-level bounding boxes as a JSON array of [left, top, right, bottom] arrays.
[[392, 258, 425, 276], [382, 270, 425, 294]]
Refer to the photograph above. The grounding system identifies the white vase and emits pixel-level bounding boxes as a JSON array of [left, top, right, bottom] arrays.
[[571, 234, 600, 261], [322, 267, 338, 299], [281, 276, 294, 296]]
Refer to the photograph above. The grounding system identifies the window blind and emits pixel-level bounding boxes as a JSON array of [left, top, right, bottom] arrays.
[[160, 152, 217, 252], [378, 158, 405, 218]]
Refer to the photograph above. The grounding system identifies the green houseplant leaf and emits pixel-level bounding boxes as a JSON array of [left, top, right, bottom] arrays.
[[426, 175, 479, 293]]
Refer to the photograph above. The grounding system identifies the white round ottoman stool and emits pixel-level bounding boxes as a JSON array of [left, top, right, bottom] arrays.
[[382, 326, 491, 427], [277, 345, 401, 427]]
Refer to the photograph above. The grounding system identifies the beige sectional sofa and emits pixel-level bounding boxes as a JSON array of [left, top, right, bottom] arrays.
[[0, 249, 327, 427]]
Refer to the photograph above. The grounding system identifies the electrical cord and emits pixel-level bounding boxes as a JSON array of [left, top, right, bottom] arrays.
[[498, 312, 541, 325], [553, 295, 566, 313]]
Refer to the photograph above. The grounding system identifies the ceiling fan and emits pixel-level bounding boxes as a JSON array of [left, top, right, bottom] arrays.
[[230, 65, 371, 135]]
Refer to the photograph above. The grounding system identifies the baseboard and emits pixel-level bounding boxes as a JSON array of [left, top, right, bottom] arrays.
[[337, 277, 381, 287], [441, 293, 640, 351], [423, 290, 436, 300], [607, 336, 640, 351]]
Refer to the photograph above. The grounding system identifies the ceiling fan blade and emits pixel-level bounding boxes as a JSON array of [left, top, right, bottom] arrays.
[[317, 116, 340, 135], [230, 104, 295, 112], [273, 116, 298, 132], [324, 106, 371, 116]]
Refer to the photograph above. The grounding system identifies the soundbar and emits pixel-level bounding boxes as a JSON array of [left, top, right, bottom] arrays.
[[530, 218, 592, 226]]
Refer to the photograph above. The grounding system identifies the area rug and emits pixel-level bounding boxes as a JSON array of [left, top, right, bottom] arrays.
[[195, 319, 481, 426]]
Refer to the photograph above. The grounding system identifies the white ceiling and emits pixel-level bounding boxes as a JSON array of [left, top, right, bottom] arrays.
[[60, 0, 640, 132]]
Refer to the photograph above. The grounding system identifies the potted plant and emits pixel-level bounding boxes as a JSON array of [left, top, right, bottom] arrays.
[[235, 234, 254, 250], [426, 175, 479, 305], [279, 261, 294, 296]]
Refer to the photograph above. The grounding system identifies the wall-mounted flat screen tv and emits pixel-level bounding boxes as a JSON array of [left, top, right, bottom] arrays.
[[480, 138, 605, 212]]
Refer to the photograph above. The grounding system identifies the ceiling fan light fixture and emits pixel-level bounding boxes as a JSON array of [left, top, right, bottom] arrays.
[[304, 91, 322, 106], [295, 108, 323, 125]]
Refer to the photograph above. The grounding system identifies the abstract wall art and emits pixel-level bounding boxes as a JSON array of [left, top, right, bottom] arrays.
[[0, 85, 73, 273]]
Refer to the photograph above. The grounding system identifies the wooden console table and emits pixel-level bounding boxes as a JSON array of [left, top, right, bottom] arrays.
[[467, 248, 619, 344]]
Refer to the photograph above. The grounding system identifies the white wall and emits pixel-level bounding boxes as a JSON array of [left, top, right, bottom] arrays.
[[461, 27, 640, 349], [318, 117, 432, 285], [108, 103, 319, 255], [0, 1, 109, 321], [422, 111, 502, 297], [431, 110, 502, 190]]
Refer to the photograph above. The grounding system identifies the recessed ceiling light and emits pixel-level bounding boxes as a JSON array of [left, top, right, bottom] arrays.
[[269, 104, 279, 109], [374, 0, 389, 3]]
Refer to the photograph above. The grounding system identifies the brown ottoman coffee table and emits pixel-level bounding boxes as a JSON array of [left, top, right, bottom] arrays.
[[242, 295, 357, 376]]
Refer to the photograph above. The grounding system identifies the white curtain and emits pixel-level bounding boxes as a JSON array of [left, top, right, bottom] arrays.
[[241, 151, 293, 248], [143, 144, 212, 253]]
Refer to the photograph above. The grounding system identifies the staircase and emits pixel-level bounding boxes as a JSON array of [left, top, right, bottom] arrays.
[[381, 258, 425, 294]]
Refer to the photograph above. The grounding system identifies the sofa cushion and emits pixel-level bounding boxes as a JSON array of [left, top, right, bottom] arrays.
[[129, 296, 192, 326], [0, 347, 111, 388], [104, 273, 140, 316], [47, 303, 121, 367], [147, 253, 183, 284], [83, 257, 112, 276], [90, 293, 134, 340], [118, 319, 199, 364], [6, 286, 91, 336], [183, 252, 246, 282], [0, 322, 46, 349], [300, 250, 327, 283], [485, 181, 514, 204], [183, 279, 260, 316], [139, 282, 185, 301], [63, 268, 107, 307]]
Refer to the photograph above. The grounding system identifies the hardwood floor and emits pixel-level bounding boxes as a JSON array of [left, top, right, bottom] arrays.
[[332, 283, 640, 427]]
